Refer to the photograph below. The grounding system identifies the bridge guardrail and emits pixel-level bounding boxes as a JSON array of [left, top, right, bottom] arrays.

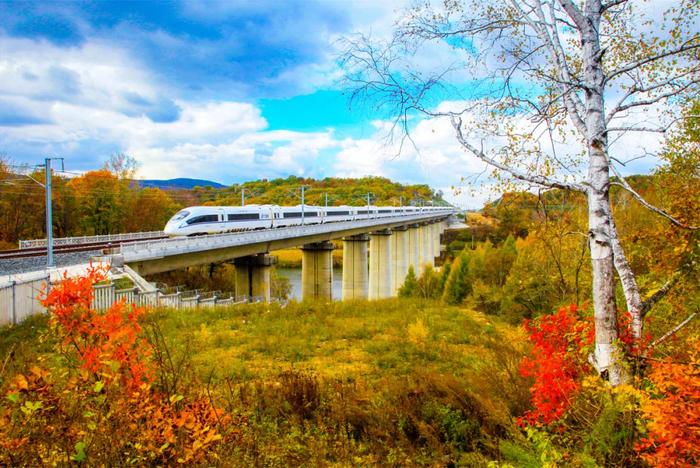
[[19, 231, 165, 249], [118, 211, 454, 262]]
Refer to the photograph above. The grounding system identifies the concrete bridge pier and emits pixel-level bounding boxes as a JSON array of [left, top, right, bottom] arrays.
[[301, 241, 335, 301], [391, 226, 409, 295], [432, 223, 440, 261], [408, 224, 421, 274], [418, 224, 432, 270], [342, 234, 369, 300], [234, 253, 274, 302], [369, 229, 393, 299]]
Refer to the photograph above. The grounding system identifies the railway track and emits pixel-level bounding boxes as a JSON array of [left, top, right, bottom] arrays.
[[0, 237, 169, 260]]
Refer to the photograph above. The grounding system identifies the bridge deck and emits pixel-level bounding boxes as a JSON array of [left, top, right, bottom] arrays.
[[118, 211, 454, 275]]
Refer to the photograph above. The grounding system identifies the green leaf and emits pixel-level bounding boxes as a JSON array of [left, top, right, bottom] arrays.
[[71, 441, 87, 462], [6, 393, 19, 404], [93, 381, 104, 393]]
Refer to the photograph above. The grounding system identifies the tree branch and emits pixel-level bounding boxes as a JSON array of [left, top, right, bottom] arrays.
[[640, 272, 682, 317], [650, 313, 697, 348], [606, 41, 700, 83], [452, 116, 586, 192], [557, 0, 587, 30], [606, 78, 700, 122], [609, 165, 698, 230], [601, 0, 628, 11]]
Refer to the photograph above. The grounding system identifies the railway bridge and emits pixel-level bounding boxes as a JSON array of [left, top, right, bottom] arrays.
[[113, 210, 454, 302]]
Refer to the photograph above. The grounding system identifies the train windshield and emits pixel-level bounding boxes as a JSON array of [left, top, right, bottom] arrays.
[[169, 210, 190, 222]]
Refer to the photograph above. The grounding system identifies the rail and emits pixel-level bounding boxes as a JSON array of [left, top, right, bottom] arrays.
[[19, 231, 165, 249], [118, 211, 454, 261]]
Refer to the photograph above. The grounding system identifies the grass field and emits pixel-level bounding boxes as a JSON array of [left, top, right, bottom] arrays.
[[0, 299, 537, 466]]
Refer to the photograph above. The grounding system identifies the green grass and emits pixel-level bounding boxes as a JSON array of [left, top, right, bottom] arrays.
[[151, 299, 522, 382], [95, 276, 135, 290], [1, 298, 535, 466]]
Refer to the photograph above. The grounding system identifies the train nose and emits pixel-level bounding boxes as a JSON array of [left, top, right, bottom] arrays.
[[163, 223, 177, 236]]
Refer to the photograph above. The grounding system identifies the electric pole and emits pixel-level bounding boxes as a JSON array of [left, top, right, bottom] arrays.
[[45, 158, 53, 268], [241, 187, 245, 206], [41, 157, 63, 269], [301, 185, 307, 225]]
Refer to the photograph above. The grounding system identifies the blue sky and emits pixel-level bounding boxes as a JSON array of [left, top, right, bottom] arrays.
[[0, 0, 671, 208]]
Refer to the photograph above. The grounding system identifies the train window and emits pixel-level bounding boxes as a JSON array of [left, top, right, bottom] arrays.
[[357, 210, 368, 215], [379, 209, 391, 213], [283, 212, 302, 218], [228, 213, 259, 221], [186, 214, 219, 225], [306, 212, 318, 217], [170, 210, 190, 222], [328, 211, 350, 216]]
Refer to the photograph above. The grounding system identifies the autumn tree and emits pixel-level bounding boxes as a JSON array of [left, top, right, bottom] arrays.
[[69, 170, 129, 235], [125, 188, 180, 232], [340, 0, 700, 384]]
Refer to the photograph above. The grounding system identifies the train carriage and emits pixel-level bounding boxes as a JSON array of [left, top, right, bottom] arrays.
[[164, 204, 452, 237]]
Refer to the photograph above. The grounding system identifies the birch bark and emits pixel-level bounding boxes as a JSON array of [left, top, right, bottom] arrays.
[[571, 0, 626, 383]]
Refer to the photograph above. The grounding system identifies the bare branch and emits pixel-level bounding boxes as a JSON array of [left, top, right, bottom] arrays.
[[640, 273, 682, 317], [557, 0, 587, 30], [606, 40, 700, 83], [452, 116, 586, 192], [650, 313, 697, 348], [606, 78, 700, 122], [601, 0, 628, 11], [609, 165, 698, 230]]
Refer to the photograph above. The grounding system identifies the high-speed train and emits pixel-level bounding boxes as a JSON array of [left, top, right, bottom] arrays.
[[164, 205, 452, 236]]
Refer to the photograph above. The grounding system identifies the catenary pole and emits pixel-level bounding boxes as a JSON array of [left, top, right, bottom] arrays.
[[45, 158, 53, 268]]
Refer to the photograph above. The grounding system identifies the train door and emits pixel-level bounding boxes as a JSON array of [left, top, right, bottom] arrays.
[[218, 208, 225, 223]]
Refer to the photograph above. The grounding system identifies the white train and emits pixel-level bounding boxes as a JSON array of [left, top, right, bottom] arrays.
[[164, 204, 452, 236]]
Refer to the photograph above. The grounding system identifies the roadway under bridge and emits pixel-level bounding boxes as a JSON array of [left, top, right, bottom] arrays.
[[111, 211, 454, 302]]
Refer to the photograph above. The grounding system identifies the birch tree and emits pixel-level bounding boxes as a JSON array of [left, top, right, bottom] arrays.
[[340, 0, 699, 384]]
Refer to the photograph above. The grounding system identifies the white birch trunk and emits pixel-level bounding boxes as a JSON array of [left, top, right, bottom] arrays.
[[579, 0, 626, 384]]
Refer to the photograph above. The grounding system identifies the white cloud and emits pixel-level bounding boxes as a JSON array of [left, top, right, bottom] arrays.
[[0, 16, 672, 212]]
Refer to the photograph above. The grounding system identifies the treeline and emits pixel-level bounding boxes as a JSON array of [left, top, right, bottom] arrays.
[[0, 155, 445, 249], [185, 175, 441, 208]]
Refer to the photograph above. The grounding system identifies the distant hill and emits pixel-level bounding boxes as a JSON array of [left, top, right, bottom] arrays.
[[134, 178, 227, 190]]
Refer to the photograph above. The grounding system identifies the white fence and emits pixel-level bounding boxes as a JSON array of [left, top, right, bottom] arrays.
[[90, 282, 247, 311], [0, 275, 248, 327], [0, 274, 49, 325], [19, 231, 165, 249]]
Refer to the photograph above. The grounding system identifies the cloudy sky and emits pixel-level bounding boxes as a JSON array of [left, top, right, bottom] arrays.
[[0, 0, 673, 207]]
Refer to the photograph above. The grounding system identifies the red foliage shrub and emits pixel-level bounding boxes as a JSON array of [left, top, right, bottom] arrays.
[[518, 304, 594, 426], [41, 265, 154, 392], [0, 266, 238, 465]]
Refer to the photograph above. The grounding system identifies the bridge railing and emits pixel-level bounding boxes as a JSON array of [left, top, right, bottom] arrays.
[[89, 282, 250, 311], [19, 231, 165, 249], [117, 210, 454, 261]]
